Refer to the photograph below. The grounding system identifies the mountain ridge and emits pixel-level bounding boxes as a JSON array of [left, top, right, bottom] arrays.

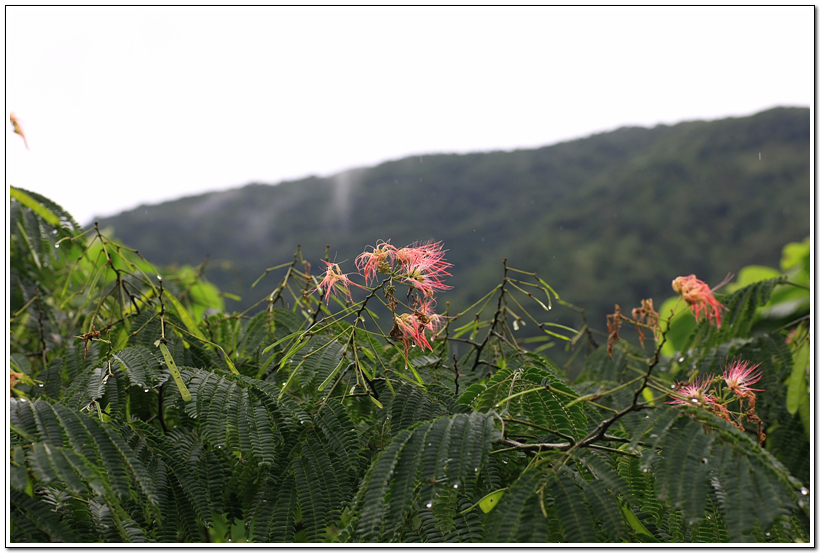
[[96, 106, 810, 330]]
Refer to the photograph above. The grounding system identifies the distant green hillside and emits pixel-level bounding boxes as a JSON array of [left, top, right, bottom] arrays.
[[96, 106, 810, 331]]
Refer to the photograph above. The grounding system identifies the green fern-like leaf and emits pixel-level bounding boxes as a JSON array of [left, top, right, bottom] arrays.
[[459, 366, 587, 439], [113, 346, 169, 391], [355, 412, 496, 542], [129, 420, 211, 527], [653, 415, 714, 524], [10, 489, 79, 543], [293, 437, 349, 542], [388, 382, 452, 433], [256, 471, 299, 542], [544, 465, 599, 542], [690, 498, 729, 543], [314, 400, 364, 479], [483, 462, 550, 542], [712, 443, 792, 542], [182, 368, 284, 465]]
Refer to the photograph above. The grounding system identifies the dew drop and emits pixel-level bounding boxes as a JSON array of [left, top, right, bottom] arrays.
[[649, 434, 658, 438], [691, 398, 699, 404], [157, 275, 162, 281], [54, 244, 60, 248], [144, 388, 150, 393], [452, 483, 459, 489], [19, 398, 26, 402], [474, 467, 479, 472], [678, 357, 685, 362], [800, 487, 808, 495], [502, 460, 508, 464], [38, 383, 44, 387], [426, 502, 432, 508], [765, 532, 770, 537], [411, 343, 416, 348], [217, 445, 223, 449], [52, 229, 58, 235], [701, 458, 708, 464], [670, 384, 676, 389], [642, 468, 649, 473]]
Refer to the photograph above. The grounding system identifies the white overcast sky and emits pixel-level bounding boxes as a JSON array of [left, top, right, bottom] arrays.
[[5, 5, 814, 226]]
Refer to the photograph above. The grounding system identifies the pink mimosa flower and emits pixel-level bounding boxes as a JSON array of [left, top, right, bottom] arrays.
[[722, 358, 764, 398], [393, 313, 432, 357], [394, 242, 450, 271], [415, 297, 446, 335], [672, 275, 727, 328], [396, 242, 452, 298], [355, 241, 396, 285], [315, 261, 364, 304], [666, 375, 715, 407]]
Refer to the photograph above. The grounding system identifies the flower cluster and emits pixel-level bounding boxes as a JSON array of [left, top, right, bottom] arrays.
[[666, 375, 715, 408], [722, 358, 763, 398], [666, 358, 766, 444], [316, 241, 451, 358], [672, 274, 726, 328], [391, 297, 446, 355], [315, 260, 366, 305], [357, 240, 452, 297]]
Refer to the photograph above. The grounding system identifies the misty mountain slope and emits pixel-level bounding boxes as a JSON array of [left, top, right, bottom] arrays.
[[95, 106, 809, 328]]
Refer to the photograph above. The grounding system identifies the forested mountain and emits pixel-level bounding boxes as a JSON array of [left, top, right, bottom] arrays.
[[95, 106, 810, 329]]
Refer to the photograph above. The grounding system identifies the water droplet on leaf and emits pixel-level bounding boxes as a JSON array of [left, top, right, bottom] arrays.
[[801, 487, 808, 495], [426, 502, 432, 508]]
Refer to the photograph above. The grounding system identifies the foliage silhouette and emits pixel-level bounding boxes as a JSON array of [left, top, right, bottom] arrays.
[[8, 186, 811, 543]]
